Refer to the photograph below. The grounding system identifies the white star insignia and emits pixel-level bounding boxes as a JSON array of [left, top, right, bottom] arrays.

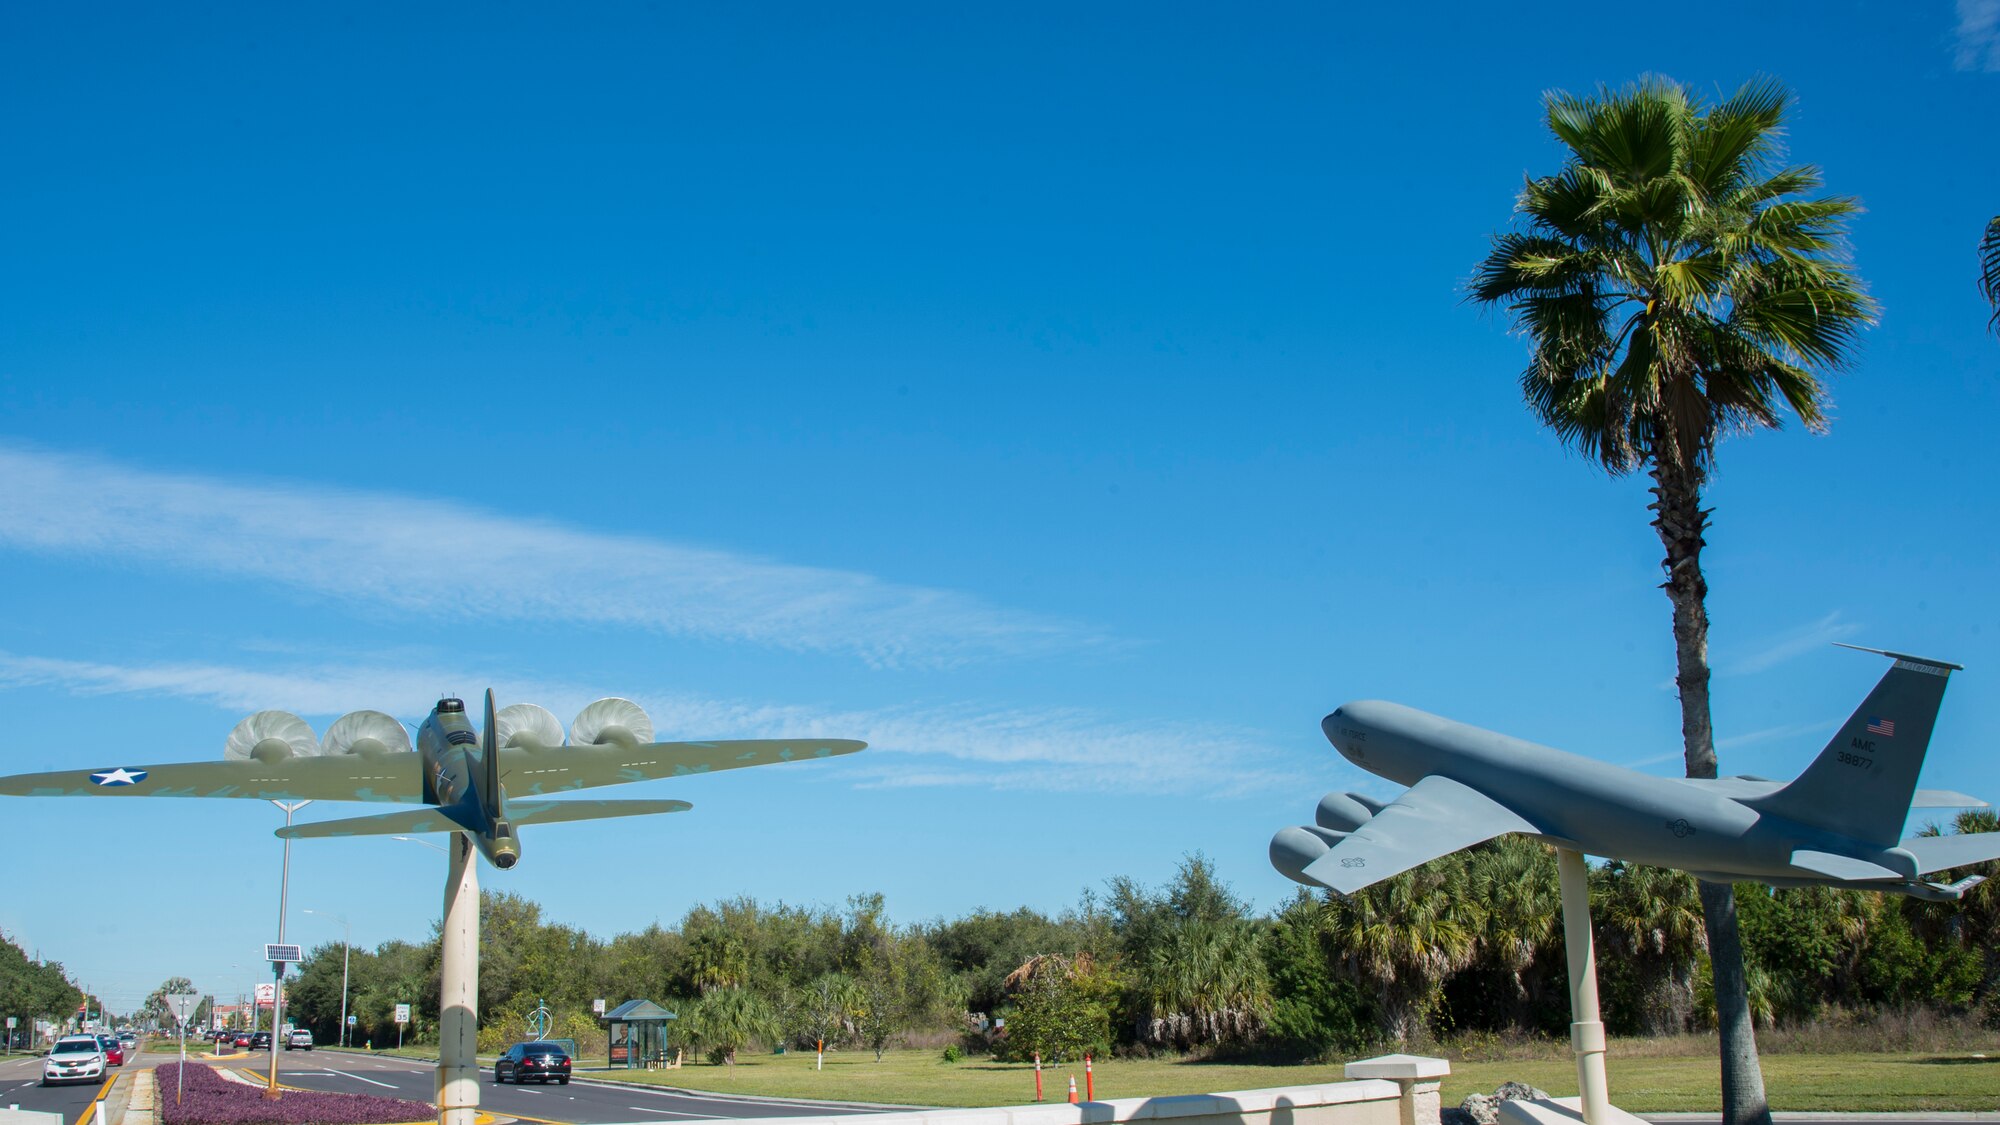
[[89, 768, 147, 786]]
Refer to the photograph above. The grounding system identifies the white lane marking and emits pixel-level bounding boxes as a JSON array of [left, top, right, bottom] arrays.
[[323, 1067, 398, 1089], [623, 1108, 727, 1119]]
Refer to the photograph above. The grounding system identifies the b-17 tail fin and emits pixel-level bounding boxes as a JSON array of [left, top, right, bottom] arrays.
[[1748, 648, 1957, 848], [481, 688, 503, 823]]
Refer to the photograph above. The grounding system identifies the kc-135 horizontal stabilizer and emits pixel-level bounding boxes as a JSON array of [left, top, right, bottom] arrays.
[[1903, 832, 2000, 874], [276, 798, 696, 839]]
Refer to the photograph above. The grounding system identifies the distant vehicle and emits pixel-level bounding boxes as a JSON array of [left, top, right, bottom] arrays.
[[286, 1029, 313, 1051], [493, 1042, 571, 1085], [117, 1031, 138, 1046], [96, 1035, 125, 1067], [249, 1031, 272, 1051], [231, 1030, 253, 1049], [43, 1036, 106, 1086]]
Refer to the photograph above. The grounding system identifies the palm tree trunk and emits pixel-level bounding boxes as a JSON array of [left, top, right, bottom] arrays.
[[1651, 459, 1771, 1125]]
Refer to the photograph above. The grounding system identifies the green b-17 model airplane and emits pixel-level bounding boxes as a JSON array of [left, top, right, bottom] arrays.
[[0, 691, 864, 869]]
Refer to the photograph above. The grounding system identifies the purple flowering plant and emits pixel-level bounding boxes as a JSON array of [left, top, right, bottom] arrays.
[[156, 1062, 436, 1125]]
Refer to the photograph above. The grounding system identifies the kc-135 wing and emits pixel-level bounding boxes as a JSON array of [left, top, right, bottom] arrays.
[[1298, 775, 1539, 895], [0, 739, 866, 804]]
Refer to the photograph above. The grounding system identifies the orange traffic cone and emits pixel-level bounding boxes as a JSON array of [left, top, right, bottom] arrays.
[[1067, 1075, 1078, 1104]]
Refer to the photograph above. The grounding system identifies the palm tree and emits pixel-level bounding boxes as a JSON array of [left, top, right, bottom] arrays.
[[1593, 862, 1706, 1034], [1136, 918, 1272, 1048], [1982, 218, 2000, 334], [1315, 860, 1476, 1045], [680, 986, 778, 1067], [1471, 76, 1875, 1125], [1465, 838, 1561, 1030]]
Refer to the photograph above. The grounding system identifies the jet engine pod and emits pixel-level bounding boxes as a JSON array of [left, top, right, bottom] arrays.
[[494, 703, 565, 751], [225, 711, 320, 764], [1315, 792, 1377, 833], [571, 697, 654, 747], [1269, 825, 1349, 885], [322, 710, 412, 757]]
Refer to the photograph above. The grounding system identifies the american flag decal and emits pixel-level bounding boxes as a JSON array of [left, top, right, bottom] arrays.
[[1866, 716, 1895, 737]]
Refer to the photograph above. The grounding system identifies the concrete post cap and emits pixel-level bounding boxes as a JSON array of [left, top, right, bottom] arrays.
[[1342, 1054, 1451, 1081]]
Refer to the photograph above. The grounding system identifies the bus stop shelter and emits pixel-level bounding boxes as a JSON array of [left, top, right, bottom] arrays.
[[603, 1000, 677, 1069]]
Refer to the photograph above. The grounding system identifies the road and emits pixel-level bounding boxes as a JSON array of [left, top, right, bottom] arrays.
[[195, 1046, 886, 1124], [0, 1046, 116, 1125]]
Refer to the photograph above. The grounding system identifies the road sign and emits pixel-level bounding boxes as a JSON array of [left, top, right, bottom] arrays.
[[5, 1017, 15, 1028], [347, 1015, 357, 1025], [166, 994, 201, 1024], [394, 1003, 410, 1024], [264, 944, 303, 964], [592, 998, 605, 1015]]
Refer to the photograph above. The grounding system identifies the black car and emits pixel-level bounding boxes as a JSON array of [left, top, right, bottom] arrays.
[[248, 1031, 273, 1051], [493, 1042, 571, 1085]]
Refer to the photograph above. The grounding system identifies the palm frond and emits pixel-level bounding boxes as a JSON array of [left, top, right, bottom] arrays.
[[1981, 216, 2000, 335]]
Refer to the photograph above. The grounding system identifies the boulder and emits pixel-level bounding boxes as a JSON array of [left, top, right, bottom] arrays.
[[1457, 1092, 1500, 1124], [1494, 1081, 1550, 1102]]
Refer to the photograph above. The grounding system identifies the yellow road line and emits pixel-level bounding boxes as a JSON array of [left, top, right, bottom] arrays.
[[494, 1111, 576, 1125]]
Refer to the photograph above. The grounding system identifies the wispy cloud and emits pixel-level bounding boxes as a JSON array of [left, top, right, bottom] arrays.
[[1720, 611, 1862, 676], [1716, 720, 1830, 752], [0, 445, 1106, 667], [1957, 0, 2000, 71], [0, 650, 1311, 798]]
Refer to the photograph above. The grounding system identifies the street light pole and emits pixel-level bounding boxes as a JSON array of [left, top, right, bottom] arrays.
[[305, 910, 351, 1049], [268, 799, 310, 1097]]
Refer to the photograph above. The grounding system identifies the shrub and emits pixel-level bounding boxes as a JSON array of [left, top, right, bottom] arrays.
[[940, 1044, 963, 1063]]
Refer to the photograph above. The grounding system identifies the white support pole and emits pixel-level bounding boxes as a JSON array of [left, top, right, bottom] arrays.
[[437, 834, 480, 1125], [1557, 847, 1611, 1125]]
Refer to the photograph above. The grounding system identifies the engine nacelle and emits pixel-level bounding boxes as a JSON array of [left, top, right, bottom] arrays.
[[225, 711, 319, 763], [571, 698, 653, 748], [1315, 791, 1378, 833], [494, 703, 565, 751], [1269, 825, 1348, 885], [322, 710, 412, 757]]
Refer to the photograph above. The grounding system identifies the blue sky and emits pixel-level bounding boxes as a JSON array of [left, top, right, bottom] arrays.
[[1, 2, 1996, 1014]]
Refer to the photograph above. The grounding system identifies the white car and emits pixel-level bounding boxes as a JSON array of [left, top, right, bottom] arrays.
[[285, 1029, 314, 1051], [43, 1035, 106, 1086]]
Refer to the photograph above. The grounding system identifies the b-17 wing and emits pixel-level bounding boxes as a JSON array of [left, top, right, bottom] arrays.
[[0, 755, 423, 803], [1299, 774, 1538, 895], [493, 738, 866, 795], [0, 738, 866, 804]]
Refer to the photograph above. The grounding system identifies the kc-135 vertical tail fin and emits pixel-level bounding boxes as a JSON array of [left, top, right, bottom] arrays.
[[1747, 647, 1957, 848]]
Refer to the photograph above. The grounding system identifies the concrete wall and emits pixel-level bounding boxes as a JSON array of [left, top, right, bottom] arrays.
[[681, 1079, 1412, 1125]]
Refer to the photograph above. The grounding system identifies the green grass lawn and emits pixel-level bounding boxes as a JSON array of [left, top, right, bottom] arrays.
[[559, 1046, 2000, 1111]]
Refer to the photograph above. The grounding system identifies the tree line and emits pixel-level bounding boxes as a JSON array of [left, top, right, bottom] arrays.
[[245, 830, 1998, 1062]]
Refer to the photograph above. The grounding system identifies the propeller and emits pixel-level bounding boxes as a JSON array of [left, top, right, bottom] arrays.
[[571, 697, 653, 747], [224, 711, 319, 763], [322, 710, 413, 756], [493, 703, 565, 750]]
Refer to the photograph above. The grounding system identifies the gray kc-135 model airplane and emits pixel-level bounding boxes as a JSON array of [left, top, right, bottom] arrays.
[[0, 691, 864, 869], [1272, 646, 1999, 902]]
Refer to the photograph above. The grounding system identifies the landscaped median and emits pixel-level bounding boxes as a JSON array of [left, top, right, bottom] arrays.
[[153, 1062, 436, 1125]]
